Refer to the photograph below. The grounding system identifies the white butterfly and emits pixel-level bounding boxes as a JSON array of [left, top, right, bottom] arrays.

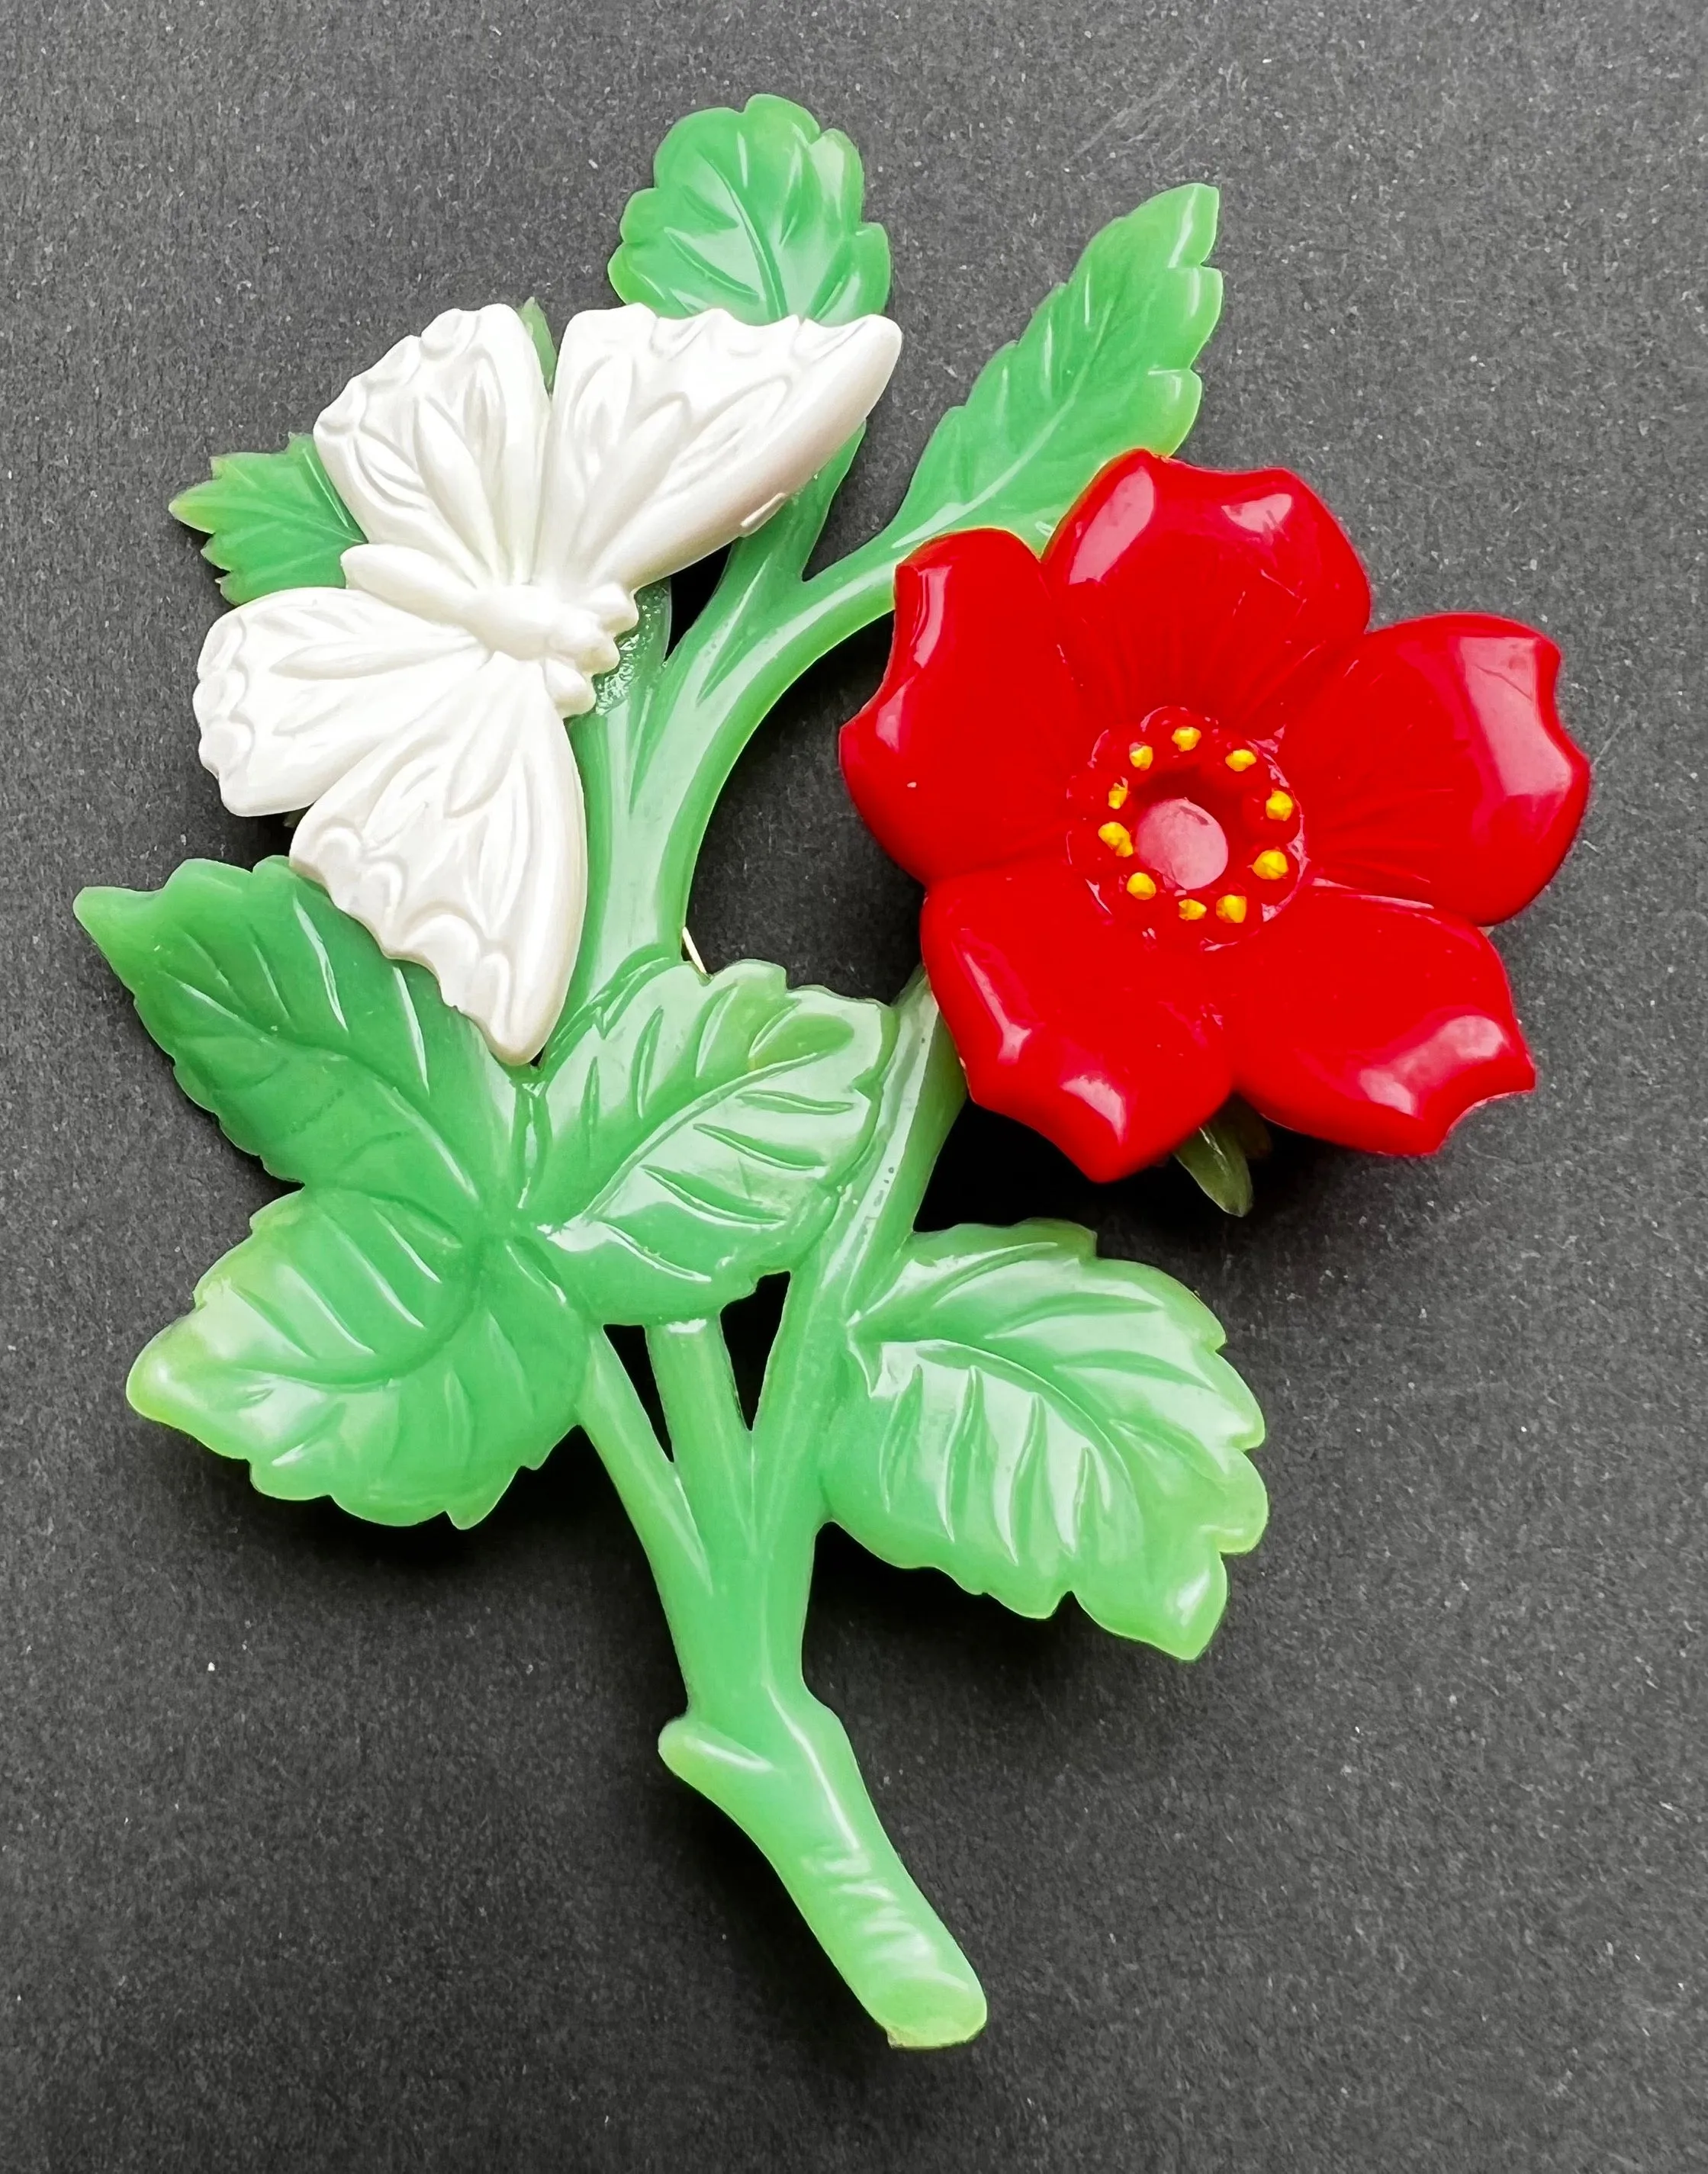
[[194, 301, 902, 1063]]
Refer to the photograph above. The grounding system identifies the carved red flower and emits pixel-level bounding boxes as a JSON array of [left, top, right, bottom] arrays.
[[841, 451, 1590, 1181]]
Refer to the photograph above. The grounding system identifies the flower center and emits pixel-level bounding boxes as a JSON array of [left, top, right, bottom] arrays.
[[1067, 704, 1304, 943], [1131, 796, 1229, 891]]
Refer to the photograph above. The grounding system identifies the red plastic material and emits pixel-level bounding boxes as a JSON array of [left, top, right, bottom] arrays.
[[841, 451, 1589, 1180]]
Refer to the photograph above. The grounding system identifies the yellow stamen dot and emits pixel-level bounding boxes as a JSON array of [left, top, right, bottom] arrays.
[[1129, 743, 1154, 770], [1172, 725, 1202, 751], [1126, 870, 1157, 900], [1215, 893, 1249, 925], [1178, 898, 1208, 922], [1265, 790, 1295, 822], [1225, 748, 1257, 773], [1098, 821, 1134, 857], [1106, 780, 1130, 811], [1252, 848, 1291, 881]]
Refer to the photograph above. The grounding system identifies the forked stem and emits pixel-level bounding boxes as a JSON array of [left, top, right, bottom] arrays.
[[576, 989, 983, 2046], [561, 426, 988, 2043]]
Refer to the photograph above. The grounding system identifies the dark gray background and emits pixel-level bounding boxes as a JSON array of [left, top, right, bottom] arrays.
[[2, 1, 1703, 2167]]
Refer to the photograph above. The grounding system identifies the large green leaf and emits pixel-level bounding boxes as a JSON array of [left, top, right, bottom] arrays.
[[76, 859, 518, 1227], [127, 1191, 585, 1528], [882, 185, 1221, 552], [609, 94, 891, 324], [78, 860, 587, 1525], [821, 1220, 1265, 1658], [529, 957, 892, 1322], [170, 434, 365, 605]]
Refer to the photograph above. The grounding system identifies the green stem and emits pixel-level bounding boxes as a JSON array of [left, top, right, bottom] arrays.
[[564, 587, 676, 1011], [639, 529, 899, 948], [576, 1328, 710, 1629], [645, 1317, 754, 1571], [655, 984, 981, 2047], [750, 976, 963, 1548], [581, 994, 983, 2047], [567, 458, 905, 1005], [565, 465, 983, 2043], [657, 1680, 984, 2050]]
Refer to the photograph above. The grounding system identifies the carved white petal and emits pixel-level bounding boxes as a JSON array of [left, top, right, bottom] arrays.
[[290, 652, 586, 1066], [195, 586, 487, 819], [535, 304, 902, 604], [314, 304, 551, 588]]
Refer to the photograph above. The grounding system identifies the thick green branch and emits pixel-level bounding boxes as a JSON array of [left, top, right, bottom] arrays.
[[750, 974, 964, 1501], [561, 457, 987, 2045], [589, 992, 984, 2046], [565, 448, 918, 1005]]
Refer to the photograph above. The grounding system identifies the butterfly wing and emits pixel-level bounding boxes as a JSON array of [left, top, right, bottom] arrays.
[[535, 304, 902, 603], [204, 300, 893, 1063], [314, 304, 552, 587], [195, 586, 488, 818], [290, 652, 586, 1066]]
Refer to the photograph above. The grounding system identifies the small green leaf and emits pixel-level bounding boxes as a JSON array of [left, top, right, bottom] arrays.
[[1219, 1098, 1274, 1162], [128, 1189, 585, 1528], [518, 294, 558, 389], [1174, 1123, 1252, 1216], [883, 184, 1221, 552], [79, 860, 587, 1524], [529, 957, 893, 1322], [822, 1220, 1266, 1658], [609, 94, 891, 324], [1174, 1100, 1272, 1215], [76, 859, 518, 1229], [170, 433, 365, 605]]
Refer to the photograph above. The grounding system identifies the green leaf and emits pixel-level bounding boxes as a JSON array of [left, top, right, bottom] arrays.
[[1174, 1100, 1272, 1216], [821, 1221, 1266, 1658], [76, 860, 517, 1227], [518, 294, 558, 389], [529, 957, 893, 1322], [883, 185, 1221, 552], [79, 860, 587, 1525], [609, 94, 891, 324], [128, 1190, 586, 1528], [170, 433, 365, 605]]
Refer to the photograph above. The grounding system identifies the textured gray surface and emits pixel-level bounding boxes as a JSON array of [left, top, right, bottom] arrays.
[[2, 0, 1705, 2167]]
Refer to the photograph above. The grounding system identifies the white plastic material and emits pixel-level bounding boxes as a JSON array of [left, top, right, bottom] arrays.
[[193, 301, 902, 1063]]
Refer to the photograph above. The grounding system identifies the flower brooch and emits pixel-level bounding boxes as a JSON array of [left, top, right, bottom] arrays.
[[79, 96, 1586, 2046]]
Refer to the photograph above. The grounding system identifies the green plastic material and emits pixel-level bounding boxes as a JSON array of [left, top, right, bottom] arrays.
[[1175, 1100, 1275, 1217], [169, 433, 362, 605], [85, 95, 1263, 2048]]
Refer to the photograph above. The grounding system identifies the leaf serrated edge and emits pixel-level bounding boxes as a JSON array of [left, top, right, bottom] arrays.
[[883, 182, 1221, 548]]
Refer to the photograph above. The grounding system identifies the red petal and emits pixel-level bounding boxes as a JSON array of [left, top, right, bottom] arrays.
[[1042, 450, 1372, 738], [839, 529, 1086, 886], [1218, 886, 1536, 1154], [922, 858, 1230, 1180], [1279, 615, 1589, 924]]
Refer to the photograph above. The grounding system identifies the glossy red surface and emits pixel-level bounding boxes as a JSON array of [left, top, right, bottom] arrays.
[[842, 449, 1590, 1179]]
